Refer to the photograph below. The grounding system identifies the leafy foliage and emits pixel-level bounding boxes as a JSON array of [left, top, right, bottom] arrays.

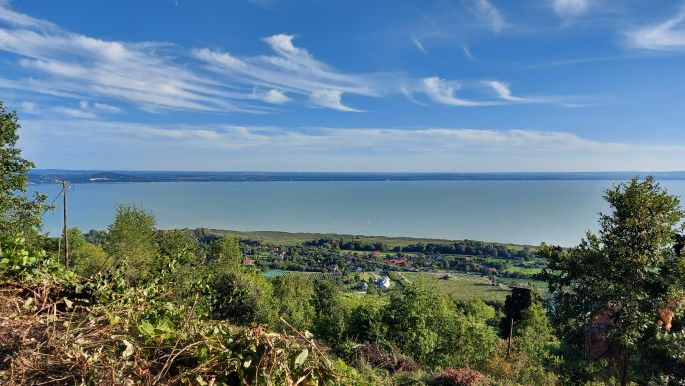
[[0, 101, 50, 242], [106, 204, 158, 283], [539, 177, 685, 383]]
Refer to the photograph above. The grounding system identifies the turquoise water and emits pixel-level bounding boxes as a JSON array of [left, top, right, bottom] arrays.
[[29, 180, 685, 247]]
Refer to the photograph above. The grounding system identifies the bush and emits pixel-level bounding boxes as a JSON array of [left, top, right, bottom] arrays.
[[432, 367, 491, 386], [272, 275, 316, 331], [210, 269, 275, 324]]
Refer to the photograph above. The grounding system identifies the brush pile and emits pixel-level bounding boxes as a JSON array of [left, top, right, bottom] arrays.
[[0, 236, 357, 385]]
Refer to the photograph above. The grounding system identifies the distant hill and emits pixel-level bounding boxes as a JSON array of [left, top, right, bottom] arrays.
[[28, 169, 685, 184]]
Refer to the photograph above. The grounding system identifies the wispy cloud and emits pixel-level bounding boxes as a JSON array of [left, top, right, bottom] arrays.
[[21, 118, 685, 171], [422, 77, 492, 106], [627, 7, 685, 51], [411, 36, 427, 54], [485, 81, 526, 102], [465, 0, 506, 33], [310, 89, 362, 112], [252, 88, 290, 105], [0, 2, 578, 114], [553, 0, 591, 18], [461, 44, 475, 60], [193, 34, 374, 111], [0, 12, 244, 112]]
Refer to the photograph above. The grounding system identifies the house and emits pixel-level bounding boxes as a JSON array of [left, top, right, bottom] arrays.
[[376, 275, 391, 289], [242, 257, 254, 266], [385, 257, 408, 265], [359, 282, 369, 291]]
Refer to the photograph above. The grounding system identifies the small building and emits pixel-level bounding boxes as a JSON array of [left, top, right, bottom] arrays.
[[385, 257, 408, 265], [376, 275, 391, 289], [242, 257, 254, 266], [359, 282, 369, 291]]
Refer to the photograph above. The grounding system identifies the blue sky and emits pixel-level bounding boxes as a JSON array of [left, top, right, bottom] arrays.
[[1, 0, 685, 171]]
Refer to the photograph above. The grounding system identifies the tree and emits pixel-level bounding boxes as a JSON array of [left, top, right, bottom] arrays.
[[312, 279, 347, 345], [272, 275, 315, 331], [381, 283, 496, 368], [208, 236, 242, 271], [210, 269, 275, 324], [538, 177, 685, 385], [0, 101, 49, 240], [106, 204, 158, 283], [68, 227, 109, 278]]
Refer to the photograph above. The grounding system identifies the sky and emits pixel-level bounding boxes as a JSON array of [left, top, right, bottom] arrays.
[[1, 0, 685, 172]]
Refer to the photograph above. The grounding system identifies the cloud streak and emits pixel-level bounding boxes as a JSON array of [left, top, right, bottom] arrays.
[[553, 0, 591, 18], [465, 0, 506, 33], [628, 7, 685, 51]]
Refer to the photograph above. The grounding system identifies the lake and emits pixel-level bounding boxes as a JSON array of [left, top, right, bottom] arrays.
[[29, 180, 685, 247]]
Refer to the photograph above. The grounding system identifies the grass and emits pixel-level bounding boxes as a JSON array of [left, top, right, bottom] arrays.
[[482, 257, 545, 276], [402, 272, 512, 303]]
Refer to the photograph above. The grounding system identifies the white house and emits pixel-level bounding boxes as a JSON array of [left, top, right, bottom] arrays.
[[376, 275, 391, 289]]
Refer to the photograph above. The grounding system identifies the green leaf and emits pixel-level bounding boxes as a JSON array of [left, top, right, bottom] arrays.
[[294, 348, 309, 367], [138, 320, 155, 336]]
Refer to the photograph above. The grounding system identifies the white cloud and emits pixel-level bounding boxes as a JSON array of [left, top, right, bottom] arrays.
[[466, 0, 506, 33], [310, 89, 361, 112], [20, 118, 685, 172], [254, 88, 290, 104], [56, 107, 96, 119], [422, 77, 491, 106], [411, 36, 427, 54], [93, 102, 122, 113], [193, 34, 375, 101], [20, 101, 35, 112], [553, 0, 591, 18], [461, 44, 475, 60], [0, 4, 250, 112], [484, 80, 529, 102], [0, 3, 578, 113], [628, 8, 685, 51]]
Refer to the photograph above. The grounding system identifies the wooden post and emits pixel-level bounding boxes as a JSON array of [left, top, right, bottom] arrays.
[[62, 180, 70, 269], [506, 317, 514, 358], [620, 349, 628, 386]]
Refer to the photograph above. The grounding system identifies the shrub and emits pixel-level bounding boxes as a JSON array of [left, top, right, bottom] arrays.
[[432, 367, 491, 386], [210, 269, 275, 324]]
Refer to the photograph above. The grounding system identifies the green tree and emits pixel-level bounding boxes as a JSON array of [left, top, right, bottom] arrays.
[[513, 301, 560, 385], [272, 275, 315, 331], [539, 177, 685, 385], [106, 204, 158, 283], [462, 298, 496, 323], [68, 227, 109, 278], [210, 269, 275, 324], [208, 236, 242, 271], [0, 101, 49, 240], [347, 301, 385, 343], [312, 279, 347, 345]]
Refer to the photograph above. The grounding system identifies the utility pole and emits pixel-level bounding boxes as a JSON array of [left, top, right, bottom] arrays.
[[62, 180, 70, 269], [506, 317, 514, 358]]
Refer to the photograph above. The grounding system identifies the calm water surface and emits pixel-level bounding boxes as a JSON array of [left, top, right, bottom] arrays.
[[29, 180, 685, 247]]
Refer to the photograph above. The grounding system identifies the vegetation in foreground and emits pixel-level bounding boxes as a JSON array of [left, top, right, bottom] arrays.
[[2, 101, 685, 385]]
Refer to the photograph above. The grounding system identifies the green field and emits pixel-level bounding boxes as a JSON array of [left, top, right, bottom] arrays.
[[402, 272, 514, 303]]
